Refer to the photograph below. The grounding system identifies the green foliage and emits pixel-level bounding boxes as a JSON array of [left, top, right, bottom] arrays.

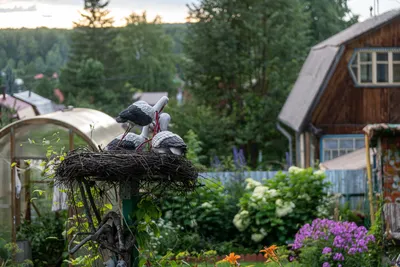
[[183, 130, 207, 171], [166, 101, 235, 166], [16, 213, 66, 267], [115, 12, 177, 95], [60, 0, 120, 115], [0, 240, 34, 267], [303, 0, 358, 46], [184, 0, 311, 168], [160, 179, 238, 251], [234, 168, 330, 246]]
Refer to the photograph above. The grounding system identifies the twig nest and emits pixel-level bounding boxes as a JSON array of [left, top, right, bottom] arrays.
[[55, 147, 199, 194]]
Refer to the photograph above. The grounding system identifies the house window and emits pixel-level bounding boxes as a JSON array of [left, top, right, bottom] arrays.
[[320, 135, 365, 162], [349, 48, 400, 86]]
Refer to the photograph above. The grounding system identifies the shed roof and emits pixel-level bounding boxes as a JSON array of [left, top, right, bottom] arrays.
[[0, 94, 36, 119], [278, 9, 400, 132], [319, 148, 373, 170], [14, 91, 55, 115], [133, 92, 168, 106]]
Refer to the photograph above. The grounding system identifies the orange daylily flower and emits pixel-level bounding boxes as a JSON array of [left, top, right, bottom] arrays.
[[260, 245, 279, 262], [222, 253, 241, 265]]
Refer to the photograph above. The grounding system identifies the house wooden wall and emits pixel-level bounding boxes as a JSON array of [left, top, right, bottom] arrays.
[[301, 18, 400, 166], [312, 18, 400, 135]]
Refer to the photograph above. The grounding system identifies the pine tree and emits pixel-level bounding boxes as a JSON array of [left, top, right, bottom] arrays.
[[302, 0, 358, 45], [60, 0, 117, 101], [184, 0, 311, 167]]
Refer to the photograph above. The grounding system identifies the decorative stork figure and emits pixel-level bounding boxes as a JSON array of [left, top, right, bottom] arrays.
[[116, 96, 169, 128], [151, 130, 187, 156], [150, 112, 171, 133], [105, 125, 149, 151]]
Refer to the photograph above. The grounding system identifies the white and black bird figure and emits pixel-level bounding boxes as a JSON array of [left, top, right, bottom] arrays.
[[105, 126, 149, 151], [151, 131, 187, 156], [116, 96, 169, 127], [150, 112, 171, 133], [115, 96, 168, 146]]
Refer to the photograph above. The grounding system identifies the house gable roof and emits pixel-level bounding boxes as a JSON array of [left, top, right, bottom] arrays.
[[278, 9, 400, 132]]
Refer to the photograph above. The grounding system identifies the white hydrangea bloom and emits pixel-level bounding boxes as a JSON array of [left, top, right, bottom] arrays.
[[266, 189, 279, 198], [233, 210, 250, 232], [288, 166, 303, 174], [164, 211, 172, 219], [275, 199, 295, 217], [299, 194, 311, 201], [314, 170, 325, 177], [201, 202, 213, 209], [252, 186, 270, 200], [245, 178, 262, 190], [251, 232, 266, 243]]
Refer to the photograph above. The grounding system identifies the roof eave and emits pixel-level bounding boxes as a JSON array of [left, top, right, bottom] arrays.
[[297, 45, 346, 133]]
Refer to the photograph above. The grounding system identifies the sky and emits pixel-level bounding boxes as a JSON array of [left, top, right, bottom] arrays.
[[0, 0, 399, 28]]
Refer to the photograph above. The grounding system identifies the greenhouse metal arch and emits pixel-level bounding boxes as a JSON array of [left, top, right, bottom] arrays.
[[0, 108, 124, 244]]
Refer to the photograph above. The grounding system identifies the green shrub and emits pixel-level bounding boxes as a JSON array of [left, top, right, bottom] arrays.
[[17, 212, 66, 267], [233, 167, 330, 245], [160, 178, 243, 253]]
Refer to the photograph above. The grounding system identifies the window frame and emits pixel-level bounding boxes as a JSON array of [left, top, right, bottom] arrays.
[[348, 48, 400, 87], [320, 134, 365, 162]]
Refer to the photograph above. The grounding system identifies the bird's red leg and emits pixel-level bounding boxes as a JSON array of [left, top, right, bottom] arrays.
[[117, 125, 131, 147], [136, 138, 152, 151]]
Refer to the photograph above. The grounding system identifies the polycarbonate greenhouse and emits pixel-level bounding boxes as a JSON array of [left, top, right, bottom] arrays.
[[0, 108, 124, 243]]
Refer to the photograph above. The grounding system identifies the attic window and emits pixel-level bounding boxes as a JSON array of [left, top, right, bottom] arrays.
[[349, 48, 400, 86]]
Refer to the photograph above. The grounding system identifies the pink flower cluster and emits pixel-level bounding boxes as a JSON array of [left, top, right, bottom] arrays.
[[293, 219, 375, 265]]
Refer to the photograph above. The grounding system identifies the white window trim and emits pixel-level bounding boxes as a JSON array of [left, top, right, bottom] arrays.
[[349, 49, 400, 86], [320, 135, 365, 162]]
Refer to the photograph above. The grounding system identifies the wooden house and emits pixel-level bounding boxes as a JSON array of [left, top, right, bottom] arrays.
[[278, 9, 400, 169]]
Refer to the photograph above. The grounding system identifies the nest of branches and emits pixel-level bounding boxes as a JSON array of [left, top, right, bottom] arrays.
[[55, 147, 199, 194]]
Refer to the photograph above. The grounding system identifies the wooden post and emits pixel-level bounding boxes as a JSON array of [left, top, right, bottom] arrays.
[[24, 167, 31, 222], [10, 127, 16, 245], [121, 181, 139, 267], [68, 129, 74, 267], [365, 134, 375, 225]]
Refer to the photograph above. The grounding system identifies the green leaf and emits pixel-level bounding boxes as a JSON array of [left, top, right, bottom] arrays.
[[10, 162, 17, 167], [33, 189, 45, 196], [139, 258, 147, 267], [104, 203, 112, 210]]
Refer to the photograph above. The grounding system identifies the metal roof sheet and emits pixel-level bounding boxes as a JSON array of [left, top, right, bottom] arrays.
[[0, 94, 36, 119], [319, 148, 373, 170], [14, 91, 55, 115]]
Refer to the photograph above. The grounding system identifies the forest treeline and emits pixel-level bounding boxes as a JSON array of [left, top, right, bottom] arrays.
[[0, 0, 358, 169]]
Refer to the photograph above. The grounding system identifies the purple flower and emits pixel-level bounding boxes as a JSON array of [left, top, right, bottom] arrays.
[[322, 262, 330, 267], [294, 218, 375, 264], [348, 248, 357, 255], [333, 253, 344, 261], [322, 247, 332, 254]]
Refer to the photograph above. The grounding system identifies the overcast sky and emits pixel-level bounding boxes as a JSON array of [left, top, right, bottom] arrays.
[[0, 0, 399, 28]]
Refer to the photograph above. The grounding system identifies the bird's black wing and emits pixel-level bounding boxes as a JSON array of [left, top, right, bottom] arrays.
[[105, 139, 137, 151], [117, 105, 152, 126]]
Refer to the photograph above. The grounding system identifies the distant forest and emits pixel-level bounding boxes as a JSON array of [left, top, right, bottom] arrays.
[[0, 24, 186, 89]]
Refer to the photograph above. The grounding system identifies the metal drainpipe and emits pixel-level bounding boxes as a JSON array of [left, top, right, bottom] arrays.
[[276, 122, 293, 168]]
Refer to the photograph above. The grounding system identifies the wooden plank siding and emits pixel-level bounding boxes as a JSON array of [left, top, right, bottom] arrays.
[[312, 18, 400, 134]]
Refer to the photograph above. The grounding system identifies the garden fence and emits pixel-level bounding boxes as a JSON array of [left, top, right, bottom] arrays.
[[200, 169, 368, 210]]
